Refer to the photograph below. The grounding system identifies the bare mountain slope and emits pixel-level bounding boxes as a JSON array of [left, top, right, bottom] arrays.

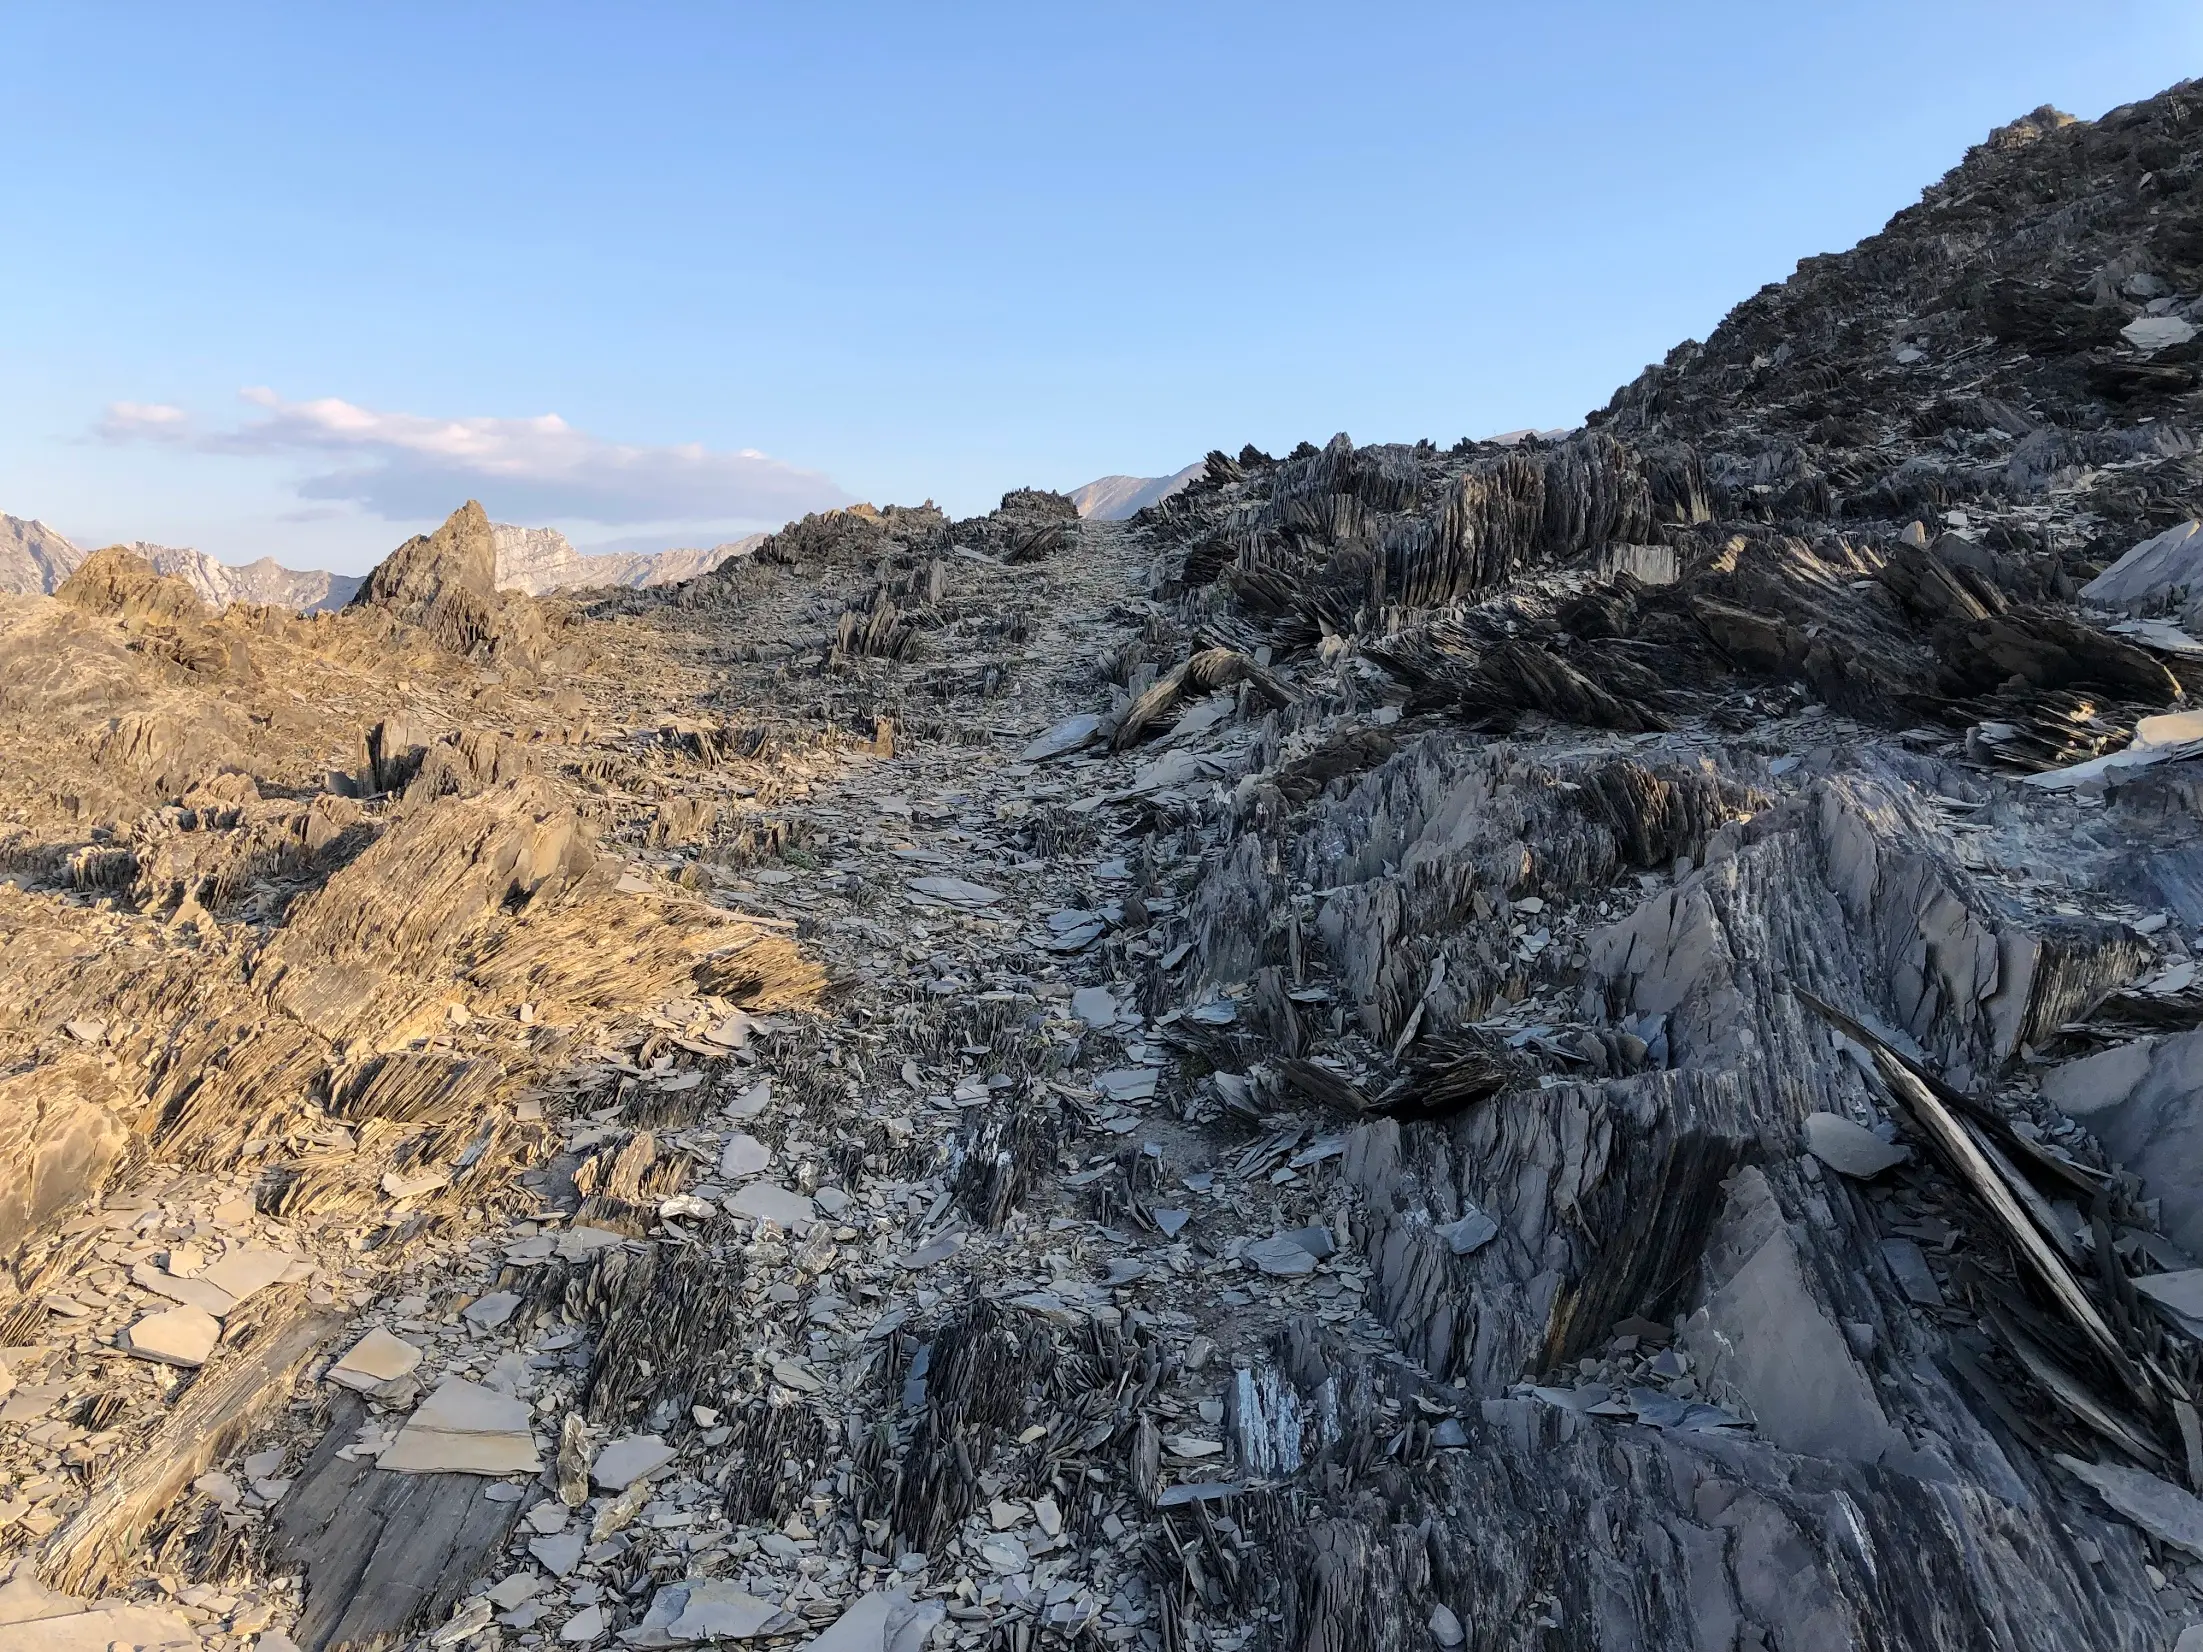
[[0, 513, 89, 595], [1071, 463, 1203, 521], [4, 83, 2203, 1652], [490, 522, 765, 594]]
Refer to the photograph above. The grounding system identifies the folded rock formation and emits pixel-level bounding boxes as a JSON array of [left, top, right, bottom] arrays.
[[3, 77, 2203, 1652]]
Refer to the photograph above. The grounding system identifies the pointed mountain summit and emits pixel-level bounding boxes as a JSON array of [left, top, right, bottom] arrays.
[[351, 499, 543, 662], [355, 498, 499, 613]]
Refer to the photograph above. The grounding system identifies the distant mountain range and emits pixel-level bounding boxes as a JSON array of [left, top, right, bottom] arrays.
[[487, 524, 764, 596], [1069, 464, 1203, 521], [0, 513, 761, 609]]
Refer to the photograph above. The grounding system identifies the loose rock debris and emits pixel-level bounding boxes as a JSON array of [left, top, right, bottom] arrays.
[[12, 79, 2203, 1652]]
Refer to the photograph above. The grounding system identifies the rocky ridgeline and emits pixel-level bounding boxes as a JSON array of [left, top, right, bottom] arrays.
[[3, 80, 2203, 1652], [0, 515, 761, 612]]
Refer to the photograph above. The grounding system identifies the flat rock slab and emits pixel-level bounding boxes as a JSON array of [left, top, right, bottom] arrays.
[[593, 1433, 676, 1490], [131, 1263, 236, 1316], [0, 1603, 200, 1651], [907, 876, 1003, 908], [899, 1232, 965, 1271], [634, 1579, 782, 1643], [198, 1246, 296, 1308], [2122, 314, 2200, 353], [1803, 1112, 1910, 1178], [1095, 1068, 1158, 1102], [328, 1327, 424, 1392], [2059, 1454, 2203, 1558], [1070, 987, 1118, 1028], [1244, 1235, 1320, 1277], [796, 1588, 943, 1652], [728, 1182, 816, 1230], [2136, 1269, 2203, 1338], [125, 1304, 221, 1367], [719, 1133, 771, 1178], [380, 1378, 541, 1475], [2083, 520, 2203, 615], [462, 1291, 522, 1329], [529, 1531, 586, 1577], [555, 1225, 627, 1262]]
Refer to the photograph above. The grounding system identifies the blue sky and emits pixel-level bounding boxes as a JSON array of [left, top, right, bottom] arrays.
[[2, 3, 2196, 572]]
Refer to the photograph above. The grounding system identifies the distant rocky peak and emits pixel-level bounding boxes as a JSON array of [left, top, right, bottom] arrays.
[[0, 513, 91, 596], [357, 500, 498, 613]]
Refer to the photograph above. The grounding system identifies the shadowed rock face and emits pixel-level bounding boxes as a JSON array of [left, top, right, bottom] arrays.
[[7, 81, 2203, 1652], [351, 499, 548, 664], [355, 499, 498, 611]]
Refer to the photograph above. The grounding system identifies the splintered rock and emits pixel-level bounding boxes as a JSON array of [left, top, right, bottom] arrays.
[[1803, 1113, 1910, 1178], [2057, 1455, 2203, 1558], [327, 1326, 424, 1392], [380, 1378, 542, 1475], [593, 1433, 676, 1490], [125, 1304, 221, 1367]]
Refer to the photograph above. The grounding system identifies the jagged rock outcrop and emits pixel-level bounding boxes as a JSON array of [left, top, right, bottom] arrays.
[[350, 499, 550, 665], [7, 78, 2203, 1652]]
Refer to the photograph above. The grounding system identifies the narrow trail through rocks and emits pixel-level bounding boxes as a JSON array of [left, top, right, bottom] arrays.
[[13, 78, 2203, 1652]]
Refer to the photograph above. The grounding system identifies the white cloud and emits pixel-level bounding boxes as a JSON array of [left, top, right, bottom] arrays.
[[97, 388, 849, 525], [98, 401, 192, 438]]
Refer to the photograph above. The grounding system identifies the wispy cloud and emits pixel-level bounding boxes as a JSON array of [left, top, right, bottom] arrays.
[[97, 388, 850, 525], [99, 401, 192, 438]]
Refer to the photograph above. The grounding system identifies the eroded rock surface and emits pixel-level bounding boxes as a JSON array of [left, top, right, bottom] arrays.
[[4, 77, 2203, 1652]]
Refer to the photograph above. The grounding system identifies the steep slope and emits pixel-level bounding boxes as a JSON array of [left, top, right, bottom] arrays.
[[0, 513, 89, 595], [1596, 94, 2203, 565], [1071, 463, 1203, 521]]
